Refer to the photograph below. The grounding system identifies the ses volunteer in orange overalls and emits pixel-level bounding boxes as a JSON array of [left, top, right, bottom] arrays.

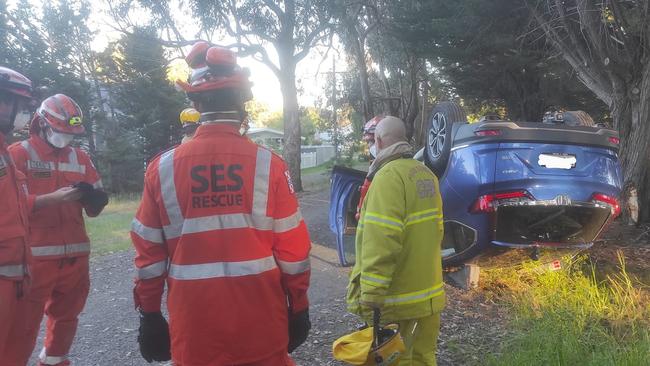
[[131, 42, 312, 365], [0, 66, 35, 359], [6, 94, 108, 366]]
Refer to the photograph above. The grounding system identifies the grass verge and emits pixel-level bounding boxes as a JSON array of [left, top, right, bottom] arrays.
[[85, 194, 140, 256], [482, 254, 650, 365]]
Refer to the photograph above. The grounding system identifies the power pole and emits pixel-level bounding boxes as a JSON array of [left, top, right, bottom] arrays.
[[331, 57, 340, 160], [320, 56, 346, 161]]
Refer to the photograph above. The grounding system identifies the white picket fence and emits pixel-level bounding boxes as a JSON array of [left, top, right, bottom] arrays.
[[301, 145, 335, 169]]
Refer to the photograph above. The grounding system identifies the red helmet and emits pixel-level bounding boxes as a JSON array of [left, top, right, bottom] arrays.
[[176, 42, 253, 102], [363, 115, 383, 143], [34, 94, 85, 135], [0, 66, 32, 99]]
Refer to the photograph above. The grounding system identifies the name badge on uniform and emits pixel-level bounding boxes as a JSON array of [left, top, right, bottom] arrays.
[[28, 160, 54, 178]]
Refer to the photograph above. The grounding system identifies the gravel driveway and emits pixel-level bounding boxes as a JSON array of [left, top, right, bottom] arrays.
[[28, 188, 506, 366]]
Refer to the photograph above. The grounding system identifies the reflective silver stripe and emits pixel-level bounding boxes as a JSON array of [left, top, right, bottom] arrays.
[[360, 274, 390, 287], [364, 215, 404, 231], [93, 179, 103, 189], [39, 348, 66, 365], [169, 256, 277, 280], [405, 210, 442, 227], [182, 213, 273, 234], [57, 162, 85, 174], [0, 264, 24, 277], [22, 142, 86, 173], [277, 258, 311, 275], [66, 242, 90, 254], [68, 149, 78, 165], [177, 211, 302, 235], [21, 140, 41, 161], [159, 149, 184, 239], [273, 210, 303, 233], [252, 147, 272, 216], [41, 104, 67, 121], [57, 149, 85, 174], [31, 242, 90, 257], [131, 218, 164, 244], [32, 246, 65, 256], [384, 285, 444, 305], [137, 260, 168, 280]]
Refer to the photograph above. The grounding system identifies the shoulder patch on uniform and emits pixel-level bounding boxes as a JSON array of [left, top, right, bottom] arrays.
[[416, 179, 436, 198], [284, 170, 295, 194]]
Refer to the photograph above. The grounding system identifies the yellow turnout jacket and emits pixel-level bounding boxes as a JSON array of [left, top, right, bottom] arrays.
[[347, 157, 445, 322]]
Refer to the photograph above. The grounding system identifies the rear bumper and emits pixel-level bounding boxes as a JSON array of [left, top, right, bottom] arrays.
[[492, 240, 593, 249], [492, 200, 611, 248]]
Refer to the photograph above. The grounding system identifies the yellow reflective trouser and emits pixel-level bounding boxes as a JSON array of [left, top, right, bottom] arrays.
[[397, 312, 440, 366]]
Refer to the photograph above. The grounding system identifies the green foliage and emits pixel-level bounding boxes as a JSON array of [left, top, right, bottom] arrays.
[[482, 255, 650, 365], [2, 0, 97, 142], [95, 27, 187, 191]]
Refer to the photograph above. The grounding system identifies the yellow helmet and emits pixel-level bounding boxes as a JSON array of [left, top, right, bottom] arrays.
[[333, 324, 405, 366], [179, 108, 200, 126]]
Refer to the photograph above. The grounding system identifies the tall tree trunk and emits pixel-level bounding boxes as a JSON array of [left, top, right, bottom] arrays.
[[404, 57, 420, 141], [279, 53, 303, 191], [611, 68, 650, 221]]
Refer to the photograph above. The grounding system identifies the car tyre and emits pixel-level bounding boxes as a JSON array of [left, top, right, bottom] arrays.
[[424, 101, 467, 177], [563, 110, 594, 127]]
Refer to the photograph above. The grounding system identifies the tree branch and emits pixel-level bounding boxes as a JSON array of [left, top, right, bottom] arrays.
[[294, 23, 331, 61], [262, 0, 285, 18], [528, 1, 613, 104]]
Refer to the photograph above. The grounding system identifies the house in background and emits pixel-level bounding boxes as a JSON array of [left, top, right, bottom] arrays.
[[247, 127, 334, 168], [247, 127, 285, 149]]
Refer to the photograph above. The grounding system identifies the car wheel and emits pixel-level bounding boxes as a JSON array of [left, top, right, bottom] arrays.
[[424, 101, 467, 177], [563, 110, 594, 127]]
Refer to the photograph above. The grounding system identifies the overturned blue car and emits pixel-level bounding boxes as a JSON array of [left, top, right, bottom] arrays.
[[330, 102, 622, 267]]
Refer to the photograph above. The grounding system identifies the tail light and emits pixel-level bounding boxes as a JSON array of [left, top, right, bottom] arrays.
[[591, 193, 621, 218], [608, 136, 620, 145], [470, 191, 532, 213], [475, 129, 501, 136]]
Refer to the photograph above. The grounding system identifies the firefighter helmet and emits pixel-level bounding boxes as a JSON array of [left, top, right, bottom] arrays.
[[176, 42, 253, 103], [34, 94, 85, 135], [363, 115, 383, 143], [180, 108, 200, 126], [0, 66, 32, 99]]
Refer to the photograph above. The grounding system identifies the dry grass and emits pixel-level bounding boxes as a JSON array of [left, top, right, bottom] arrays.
[[481, 253, 650, 365]]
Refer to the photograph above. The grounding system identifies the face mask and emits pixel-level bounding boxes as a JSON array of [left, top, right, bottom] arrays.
[[369, 144, 377, 158], [13, 110, 31, 131], [46, 128, 75, 148]]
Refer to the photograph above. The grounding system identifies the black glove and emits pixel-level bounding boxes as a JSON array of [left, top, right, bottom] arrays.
[[137, 311, 171, 363], [288, 309, 311, 353], [73, 182, 109, 212]]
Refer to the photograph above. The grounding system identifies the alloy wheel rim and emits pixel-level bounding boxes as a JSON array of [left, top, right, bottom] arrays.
[[428, 112, 447, 159]]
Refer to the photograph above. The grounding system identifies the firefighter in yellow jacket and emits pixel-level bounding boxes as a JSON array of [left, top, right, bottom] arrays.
[[347, 116, 445, 365]]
